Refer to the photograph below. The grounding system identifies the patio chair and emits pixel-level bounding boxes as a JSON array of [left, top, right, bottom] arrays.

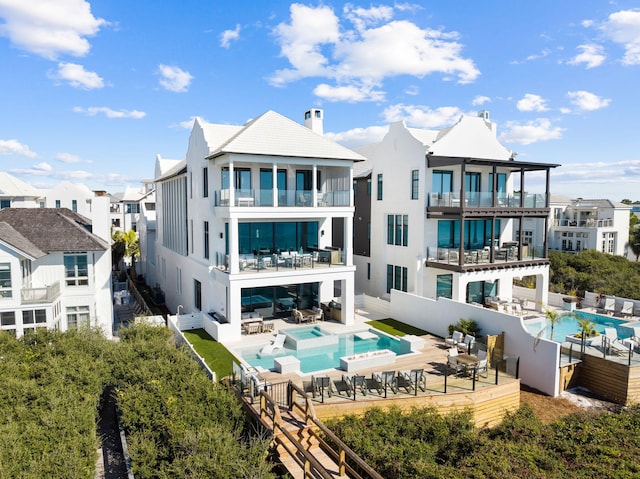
[[620, 301, 634, 318], [604, 297, 616, 315], [292, 308, 304, 323], [342, 374, 367, 397], [260, 333, 286, 355], [397, 369, 426, 394], [457, 334, 476, 353], [260, 322, 274, 333], [445, 331, 464, 347], [475, 350, 488, 378], [630, 326, 640, 342], [447, 348, 465, 376], [311, 375, 333, 401], [370, 371, 397, 396], [602, 328, 631, 356]]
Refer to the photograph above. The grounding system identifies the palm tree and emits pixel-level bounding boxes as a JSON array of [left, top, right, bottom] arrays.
[[544, 307, 563, 341], [112, 229, 139, 273]]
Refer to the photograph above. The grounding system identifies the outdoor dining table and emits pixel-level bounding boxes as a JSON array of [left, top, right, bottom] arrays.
[[455, 353, 480, 375]]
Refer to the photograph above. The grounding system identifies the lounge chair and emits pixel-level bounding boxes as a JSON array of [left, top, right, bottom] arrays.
[[457, 334, 475, 353], [620, 301, 634, 318], [445, 331, 464, 347], [602, 327, 631, 356], [260, 333, 286, 355], [397, 369, 426, 394], [311, 375, 333, 401], [342, 374, 367, 397], [630, 326, 640, 342], [604, 297, 616, 315], [370, 371, 397, 396], [447, 348, 465, 376]]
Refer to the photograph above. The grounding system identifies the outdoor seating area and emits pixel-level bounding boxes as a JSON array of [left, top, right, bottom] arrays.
[[241, 313, 275, 335], [447, 347, 487, 377], [292, 307, 323, 324]]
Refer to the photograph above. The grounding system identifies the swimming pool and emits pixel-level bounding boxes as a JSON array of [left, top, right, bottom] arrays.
[[525, 310, 632, 341], [238, 328, 406, 374]]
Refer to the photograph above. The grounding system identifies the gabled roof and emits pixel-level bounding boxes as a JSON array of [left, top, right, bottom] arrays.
[[428, 115, 513, 161], [0, 208, 108, 252], [206, 110, 365, 162], [0, 221, 45, 259], [0, 172, 42, 198], [406, 127, 439, 147]]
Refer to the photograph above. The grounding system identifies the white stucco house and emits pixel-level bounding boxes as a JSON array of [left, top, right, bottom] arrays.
[[540, 195, 631, 257], [152, 109, 363, 342], [0, 171, 43, 208], [353, 111, 559, 308], [0, 208, 113, 339]]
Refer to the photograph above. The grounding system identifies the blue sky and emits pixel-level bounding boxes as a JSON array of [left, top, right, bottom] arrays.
[[1, 1, 639, 200]]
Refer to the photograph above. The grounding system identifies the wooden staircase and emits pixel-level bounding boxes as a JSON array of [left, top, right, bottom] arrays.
[[251, 382, 383, 479]]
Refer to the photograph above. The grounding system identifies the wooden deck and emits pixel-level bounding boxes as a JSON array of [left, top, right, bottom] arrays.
[[252, 333, 520, 428]]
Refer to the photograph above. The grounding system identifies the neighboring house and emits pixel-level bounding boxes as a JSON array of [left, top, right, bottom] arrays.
[[135, 179, 157, 282], [0, 171, 43, 208], [44, 180, 94, 216], [152, 109, 363, 341], [110, 186, 147, 234], [542, 196, 631, 256], [353, 111, 558, 307], [0, 208, 113, 339]]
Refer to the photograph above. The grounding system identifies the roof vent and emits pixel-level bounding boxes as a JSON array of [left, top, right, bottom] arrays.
[[478, 110, 490, 120]]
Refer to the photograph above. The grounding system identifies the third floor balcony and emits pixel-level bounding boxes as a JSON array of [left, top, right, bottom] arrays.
[[214, 188, 350, 208], [429, 191, 547, 209]]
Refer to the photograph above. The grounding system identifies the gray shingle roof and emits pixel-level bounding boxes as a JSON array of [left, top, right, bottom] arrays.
[[0, 221, 45, 259], [0, 208, 108, 253]]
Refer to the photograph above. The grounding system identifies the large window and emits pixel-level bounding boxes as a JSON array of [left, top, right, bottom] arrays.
[[432, 170, 453, 194], [194, 279, 202, 310], [436, 274, 452, 299], [386, 264, 407, 293], [23, 310, 46, 325], [222, 167, 251, 194], [437, 219, 500, 249], [0, 311, 15, 326], [387, 215, 408, 246], [411, 170, 419, 200], [377, 174, 383, 200], [235, 221, 318, 255], [203, 221, 209, 259], [72, 200, 77, 212], [66, 306, 89, 329], [64, 254, 88, 286], [0, 199, 10, 209], [0, 263, 12, 298]]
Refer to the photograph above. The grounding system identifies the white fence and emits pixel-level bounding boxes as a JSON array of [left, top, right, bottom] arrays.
[[389, 290, 562, 397]]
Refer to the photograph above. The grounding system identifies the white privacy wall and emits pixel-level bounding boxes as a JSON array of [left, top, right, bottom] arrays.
[[390, 290, 561, 397]]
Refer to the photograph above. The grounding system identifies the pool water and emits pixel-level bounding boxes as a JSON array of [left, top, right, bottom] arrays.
[[525, 310, 630, 341], [239, 328, 405, 374]]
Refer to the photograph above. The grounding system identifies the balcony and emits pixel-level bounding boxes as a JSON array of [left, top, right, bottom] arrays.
[[553, 218, 613, 228], [214, 248, 346, 274], [426, 244, 547, 269], [429, 192, 546, 209], [21, 281, 61, 304], [214, 189, 350, 207]]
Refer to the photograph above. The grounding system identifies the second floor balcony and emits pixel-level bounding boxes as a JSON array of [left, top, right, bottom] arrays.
[[214, 189, 350, 208], [429, 192, 546, 209], [215, 248, 346, 275], [21, 281, 61, 304], [426, 244, 547, 269], [553, 218, 614, 228]]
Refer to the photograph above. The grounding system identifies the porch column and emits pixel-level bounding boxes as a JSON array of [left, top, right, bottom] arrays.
[[228, 161, 235, 206], [229, 217, 239, 273], [341, 275, 355, 325], [344, 216, 353, 266], [272, 163, 278, 206]]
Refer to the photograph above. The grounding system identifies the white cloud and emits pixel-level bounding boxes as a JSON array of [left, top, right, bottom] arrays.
[[0, 139, 37, 157], [48, 62, 104, 89], [471, 95, 491, 106], [404, 85, 420, 96], [220, 24, 241, 48], [56, 152, 86, 163], [599, 9, 640, 65], [567, 90, 611, 111], [568, 44, 606, 68], [157, 64, 193, 93], [516, 93, 549, 112], [500, 118, 564, 145], [73, 106, 146, 119], [313, 82, 385, 102], [382, 104, 464, 128], [0, 0, 106, 60], [269, 4, 479, 101], [33, 162, 52, 172], [325, 126, 388, 147]]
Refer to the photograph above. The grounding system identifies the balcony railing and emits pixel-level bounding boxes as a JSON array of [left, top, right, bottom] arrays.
[[214, 249, 346, 274], [427, 244, 546, 266], [214, 189, 350, 207], [553, 219, 613, 228], [21, 281, 61, 304], [429, 192, 546, 208]]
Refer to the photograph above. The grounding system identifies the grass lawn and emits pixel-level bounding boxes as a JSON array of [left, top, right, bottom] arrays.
[[182, 329, 237, 379], [366, 318, 428, 337]]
